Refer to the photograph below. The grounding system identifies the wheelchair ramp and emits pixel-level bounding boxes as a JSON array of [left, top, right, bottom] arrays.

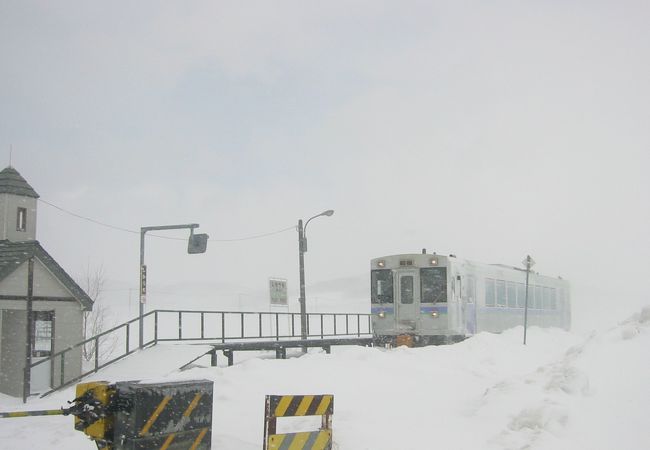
[[83, 344, 214, 382]]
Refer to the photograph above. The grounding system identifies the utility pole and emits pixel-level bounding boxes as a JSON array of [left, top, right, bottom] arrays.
[[297, 210, 334, 350]]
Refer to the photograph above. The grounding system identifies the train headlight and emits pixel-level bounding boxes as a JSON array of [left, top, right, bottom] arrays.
[[430, 258, 438, 266], [378, 311, 385, 318], [377, 260, 385, 268], [431, 311, 438, 318]]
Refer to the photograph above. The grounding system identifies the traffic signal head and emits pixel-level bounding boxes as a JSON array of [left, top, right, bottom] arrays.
[[188, 233, 209, 254]]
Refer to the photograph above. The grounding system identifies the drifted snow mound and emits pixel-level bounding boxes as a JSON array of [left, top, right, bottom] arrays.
[[479, 305, 650, 450]]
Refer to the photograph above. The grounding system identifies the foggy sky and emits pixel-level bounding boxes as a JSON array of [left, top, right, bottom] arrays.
[[1, 1, 648, 331]]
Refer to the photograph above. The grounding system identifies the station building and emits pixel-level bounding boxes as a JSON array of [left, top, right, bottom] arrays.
[[0, 166, 92, 397]]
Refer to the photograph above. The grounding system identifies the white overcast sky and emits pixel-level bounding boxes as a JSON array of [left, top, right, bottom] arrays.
[[1, 1, 648, 328]]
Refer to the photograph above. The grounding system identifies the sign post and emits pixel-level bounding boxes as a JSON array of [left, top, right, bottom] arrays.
[[139, 265, 147, 304]]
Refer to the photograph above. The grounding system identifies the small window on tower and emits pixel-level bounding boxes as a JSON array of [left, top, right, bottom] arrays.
[[17, 207, 27, 231]]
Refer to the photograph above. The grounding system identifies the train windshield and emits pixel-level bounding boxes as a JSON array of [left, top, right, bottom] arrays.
[[371, 269, 393, 304], [420, 267, 447, 303]]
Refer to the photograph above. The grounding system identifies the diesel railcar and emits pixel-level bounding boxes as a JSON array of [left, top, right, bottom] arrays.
[[371, 250, 570, 346]]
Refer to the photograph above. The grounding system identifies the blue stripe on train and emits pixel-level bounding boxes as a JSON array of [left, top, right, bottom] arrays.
[[420, 305, 448, 314], [371, 305, 448, 314]]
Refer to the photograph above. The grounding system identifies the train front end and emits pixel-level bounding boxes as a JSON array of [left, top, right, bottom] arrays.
[[371, 253, 453, 346]]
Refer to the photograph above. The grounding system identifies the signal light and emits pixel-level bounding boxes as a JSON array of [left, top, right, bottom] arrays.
[[188, 233, 209, 254]]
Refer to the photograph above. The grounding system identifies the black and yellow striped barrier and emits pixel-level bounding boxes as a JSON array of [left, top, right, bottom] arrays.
[[1, 379, 213, 450], [263, 394, 334, 450], [112, 379, 213, 449]]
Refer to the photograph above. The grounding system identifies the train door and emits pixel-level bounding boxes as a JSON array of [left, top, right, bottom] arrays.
[[464, 276, 477, 334], [396, 270, 419, 332]]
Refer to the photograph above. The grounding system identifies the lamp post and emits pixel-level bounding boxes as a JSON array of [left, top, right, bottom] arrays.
[[522, 255, 535, 345], [298, 210, 334, 344], [139, 223, 208, 349]]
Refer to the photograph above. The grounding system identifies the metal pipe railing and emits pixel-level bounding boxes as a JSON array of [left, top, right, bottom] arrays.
[[28, 309, 372, 397]]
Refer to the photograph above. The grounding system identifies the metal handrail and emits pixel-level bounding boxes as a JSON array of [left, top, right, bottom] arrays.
[[29, 309, 372, 398]]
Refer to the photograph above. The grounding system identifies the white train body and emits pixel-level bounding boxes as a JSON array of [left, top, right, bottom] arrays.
[[371, 252, 570, 345]]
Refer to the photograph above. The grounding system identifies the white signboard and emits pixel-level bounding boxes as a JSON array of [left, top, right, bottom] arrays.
[[269, 278, 288, 306]]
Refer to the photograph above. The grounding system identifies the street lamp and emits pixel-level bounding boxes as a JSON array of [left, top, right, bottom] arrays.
[[298, 210, 334, 344], [522, 255, 535, 345], [139, 223, 209, 348]]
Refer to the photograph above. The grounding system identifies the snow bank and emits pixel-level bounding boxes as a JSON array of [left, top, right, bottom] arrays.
[[0, 307, 648, 449]]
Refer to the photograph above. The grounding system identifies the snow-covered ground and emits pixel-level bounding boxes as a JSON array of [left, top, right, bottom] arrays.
[[1, 307, 648, 449]]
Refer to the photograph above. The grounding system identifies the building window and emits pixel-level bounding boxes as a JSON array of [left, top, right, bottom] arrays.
[[31, 311, 54, 357], [17, 207, 27, 231]]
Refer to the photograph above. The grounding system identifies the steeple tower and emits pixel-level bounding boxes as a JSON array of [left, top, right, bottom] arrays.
[[0, 166, 39, 241]]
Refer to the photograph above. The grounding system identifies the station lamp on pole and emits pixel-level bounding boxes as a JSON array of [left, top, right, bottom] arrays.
[[139, 224, 209, 349], [522, 254, 535, 345], [298, 210, 334, 345]]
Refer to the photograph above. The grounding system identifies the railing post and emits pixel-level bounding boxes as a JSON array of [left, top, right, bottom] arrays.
[[60, 352, 65, 386], [291, 313, 295, 337], [221, 313, 225, 343], [320, 314, 324, 339], [126, 323, 130, 353], [346, 314, 349, 335], [241, 313, 245, 339], [259, 313, 263, 338], [50, 354, 54, 390], [357, 314, 361, 337], [94, 337, 99, 371], [154, 311, 159, 344], [333, 314, 337, 335], [178, 311, 182, 340], [201, 312, 205, 339], [275, 313, 279, 341]]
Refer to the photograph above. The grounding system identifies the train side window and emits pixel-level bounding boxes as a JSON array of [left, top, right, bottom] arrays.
[[485, 279, 495, 307], [371, 270, 393, 304], [507, 282, 516, 308], [467, 276, 476, 304], [420, 267, 447, 303], [534, 286, 543, 309], [400, 275, 414, 304], [516, 283, 526, 308], [550, 288, 557, 309], [529, 285, 536, 308], [496, 280, 506, 307], [543, 287, 551, 310]]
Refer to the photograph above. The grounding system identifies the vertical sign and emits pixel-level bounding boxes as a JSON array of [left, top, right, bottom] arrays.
[[140, 264, 147, 304], [269, 278, 288, 306]]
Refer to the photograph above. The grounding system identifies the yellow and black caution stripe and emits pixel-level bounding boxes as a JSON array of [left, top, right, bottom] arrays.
[[269, 395, 333, 418], [0, 409, 65, 419], [268, 430, 332, 450], [139, 395, 173, 436], [158, 393, 205, 450], [264, 394, 334, 450]]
